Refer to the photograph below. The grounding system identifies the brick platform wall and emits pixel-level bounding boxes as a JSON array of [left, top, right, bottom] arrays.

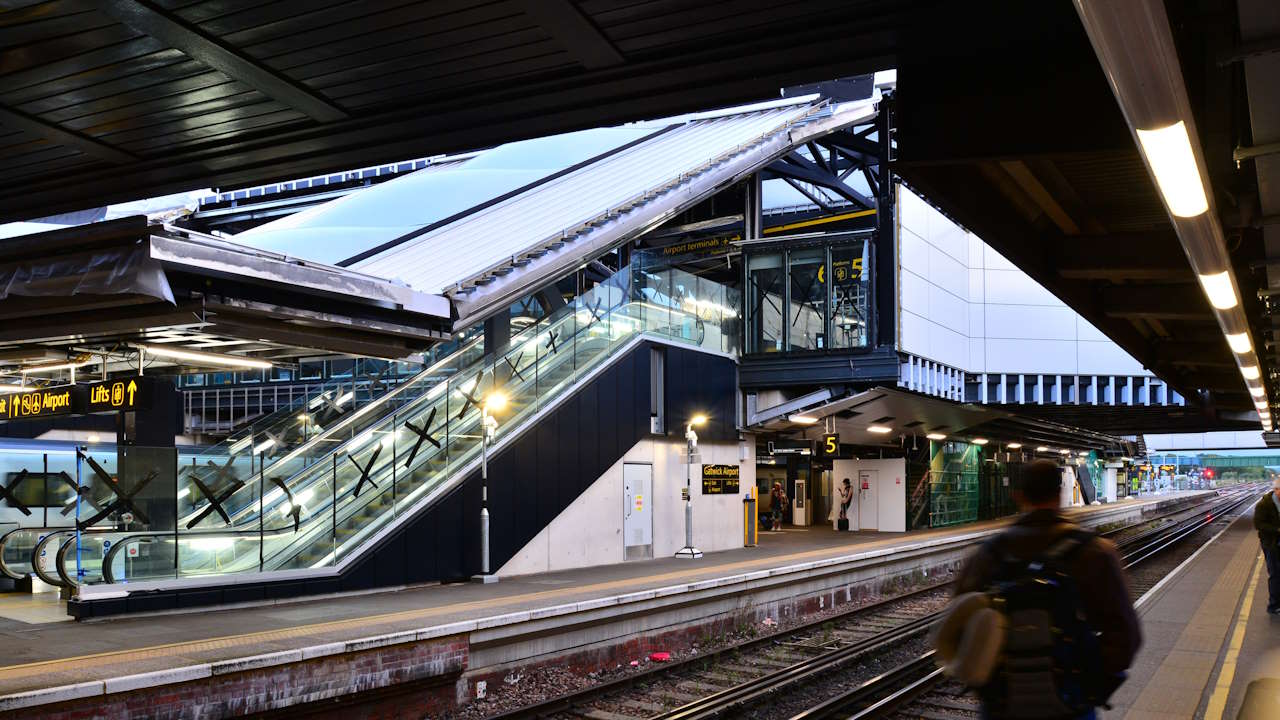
[[1, 634, 468, 720]]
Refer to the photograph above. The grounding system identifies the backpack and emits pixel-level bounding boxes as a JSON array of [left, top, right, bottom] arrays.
[[978, 527, 1104, 719]]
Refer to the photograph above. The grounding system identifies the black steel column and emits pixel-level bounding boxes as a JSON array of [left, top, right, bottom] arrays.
[[483, 313, 511, 358], [874, 94, 896, 348]]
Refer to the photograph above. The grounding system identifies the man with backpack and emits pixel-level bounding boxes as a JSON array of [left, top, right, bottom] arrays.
[[1251, 477, 1280, 614], [936, 459, 1142, 719]]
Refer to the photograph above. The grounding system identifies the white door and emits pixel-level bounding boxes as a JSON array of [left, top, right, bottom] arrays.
[[623, 463, 653, 560], [858, 470, 878, 530]]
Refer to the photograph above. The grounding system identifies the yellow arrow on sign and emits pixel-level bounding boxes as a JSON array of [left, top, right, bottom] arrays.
[[126, 380, 137, 405]]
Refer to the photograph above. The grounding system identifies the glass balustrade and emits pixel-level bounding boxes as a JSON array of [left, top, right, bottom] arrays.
[[49, 264, 738, 588]]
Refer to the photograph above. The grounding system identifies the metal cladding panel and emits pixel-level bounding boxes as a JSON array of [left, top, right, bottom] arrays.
[[351, 103, 820, 294]]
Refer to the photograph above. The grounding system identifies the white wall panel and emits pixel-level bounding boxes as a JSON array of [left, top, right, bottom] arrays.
[[899, 226, 929, 276], [985, 304, 1076, 341], [931, 323, 968, 369], [1077, 341, 1147, 375], [928, 245, 968, 300], [928, 283, 967, 334], [984, 338, 1077, 374], [983, 269, 1062, 306], [900, 310, 931, 358], [896, 186, 1150, 381], [900, 268, 929, 315]]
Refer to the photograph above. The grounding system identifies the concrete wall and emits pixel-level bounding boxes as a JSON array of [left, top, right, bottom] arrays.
[[829, 458, 906, 532], [499, 438, 755, 576], [897, 186, 1147, 376]]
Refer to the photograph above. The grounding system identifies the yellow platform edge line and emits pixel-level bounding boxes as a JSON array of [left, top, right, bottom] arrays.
[[1203, 551, 1263, 720]]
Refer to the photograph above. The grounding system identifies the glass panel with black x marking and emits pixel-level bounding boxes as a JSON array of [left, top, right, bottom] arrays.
[[61, 264, 737, 587]]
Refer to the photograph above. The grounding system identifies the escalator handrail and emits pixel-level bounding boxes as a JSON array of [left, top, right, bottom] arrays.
[[84, 266, 723, 584], [174, 334, 488, 529], [97, 323, 649, 582], [94, 291, 643, 581], [0, 526, 73, 580]]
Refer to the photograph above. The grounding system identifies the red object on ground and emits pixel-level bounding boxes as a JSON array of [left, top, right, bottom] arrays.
[[649, 652, 671, 662]]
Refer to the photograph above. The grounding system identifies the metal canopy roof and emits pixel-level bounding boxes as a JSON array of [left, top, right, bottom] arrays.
[[748, 386, 1127, 452], [0, 216, 451, 373], [0, 0, 908, 223]]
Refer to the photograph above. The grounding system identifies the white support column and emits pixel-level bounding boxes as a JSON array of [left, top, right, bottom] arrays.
[[1126, 376, 1134, 405], [1091, 376, 1098, 405], [1143, 377, 1151, 406], [1000, 373, 1007, 404], [1055, 376, 1062, 405], [981, 373, 988, 404]]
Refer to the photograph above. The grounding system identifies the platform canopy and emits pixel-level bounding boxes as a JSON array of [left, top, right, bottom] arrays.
[[748, 386, 1131, 455], [0, 216, 452, 378]]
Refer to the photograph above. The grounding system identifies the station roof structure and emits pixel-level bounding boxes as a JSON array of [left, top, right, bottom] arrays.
[[0, 216, 451, 376], [237, 94, 880, 329], [1, 0, 1271, 429], [0, 0, 904, 223]]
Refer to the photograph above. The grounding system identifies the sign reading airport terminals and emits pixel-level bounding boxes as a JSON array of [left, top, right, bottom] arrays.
[[701, 464, 740, 495], [0, 386, 81, 421]]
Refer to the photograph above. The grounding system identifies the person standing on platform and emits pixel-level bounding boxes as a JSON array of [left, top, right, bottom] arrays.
[[935, 460, 1141, 719], [1251, 478, 1280, 614], [769, 482, 787, 531]]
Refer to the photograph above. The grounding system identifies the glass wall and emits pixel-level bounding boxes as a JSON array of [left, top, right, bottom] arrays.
[[746, 253, 784, 353], [744, 234, 871, 355]]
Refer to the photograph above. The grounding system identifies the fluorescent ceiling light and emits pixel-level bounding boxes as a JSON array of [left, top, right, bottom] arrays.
[[1226, 333, 1252, 354], [791, 415, 819, 425], [867, 425, 893, 434], [1250, 386, 1266, 397], [926, 433, 946, 440], [971, 438, 988, 445], [1059, 449, 1071, 455], [1036, 446, 1049, 452], [1136, 121, 1209, 218], [1242, 365, 1261, 380], [1006, 442, 1022, 449], [1197, 271, 1238, 311], [141, 344, 271, 369], [21, 360, 90, 374], [0, 384, 27, 392]]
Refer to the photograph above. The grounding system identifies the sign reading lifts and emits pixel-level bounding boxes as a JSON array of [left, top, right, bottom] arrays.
[[0, 376, 154, 422]]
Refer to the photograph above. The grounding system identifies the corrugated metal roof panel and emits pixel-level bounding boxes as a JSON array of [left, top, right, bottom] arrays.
[[351, 101, 826, 294]]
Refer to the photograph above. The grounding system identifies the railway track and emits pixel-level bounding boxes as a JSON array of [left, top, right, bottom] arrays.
[[485, 488, 1253, 720], [813, 486, 1261, 720]]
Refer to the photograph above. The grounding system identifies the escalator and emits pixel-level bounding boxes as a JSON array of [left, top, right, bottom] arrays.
[[0, 336, 488, 588], [64, 264, 737, 589]]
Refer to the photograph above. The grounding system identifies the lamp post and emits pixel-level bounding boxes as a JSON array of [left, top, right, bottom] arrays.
[[474, 391, 506, 584], [675, 414, 708, 559]]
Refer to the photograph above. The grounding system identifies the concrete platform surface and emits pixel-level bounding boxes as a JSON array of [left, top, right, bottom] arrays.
[[1103, 501, 1280, 720], [0, 491, 1207, 704]]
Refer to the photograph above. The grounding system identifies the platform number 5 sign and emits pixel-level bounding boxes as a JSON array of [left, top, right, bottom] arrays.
[[819, 433, 840, 458]]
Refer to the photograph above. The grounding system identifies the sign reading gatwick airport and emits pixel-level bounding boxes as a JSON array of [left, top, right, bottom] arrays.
[[701, 464, 741, 495]]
